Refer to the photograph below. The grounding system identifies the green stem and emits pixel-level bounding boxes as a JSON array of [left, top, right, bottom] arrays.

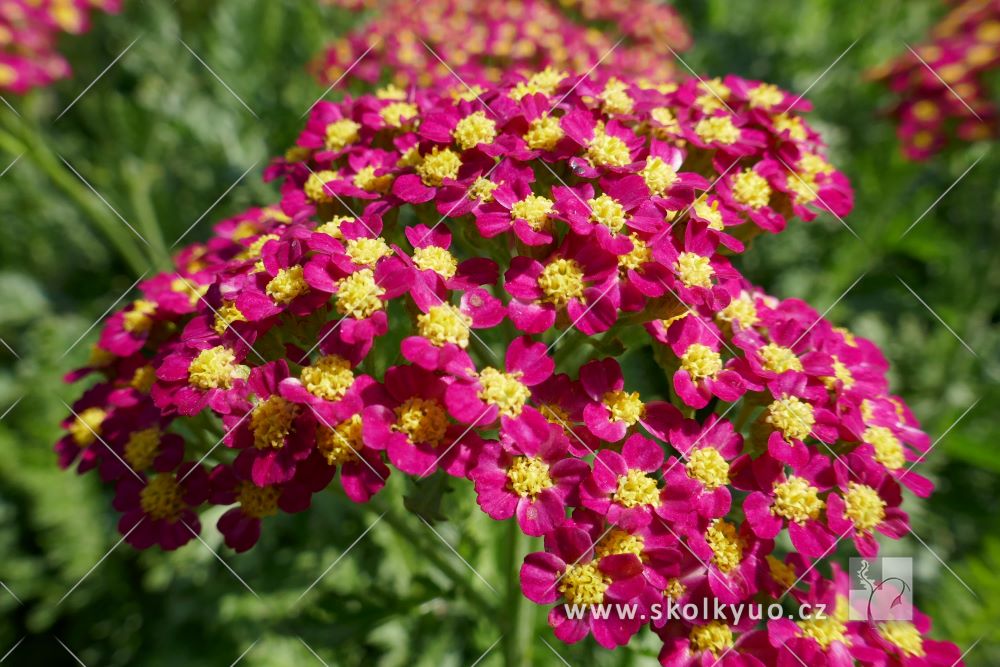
[[124, 160, 172, 271], [501, 521, 534, 666]]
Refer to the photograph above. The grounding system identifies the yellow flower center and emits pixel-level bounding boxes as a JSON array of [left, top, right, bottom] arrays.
[[731, 169, 772, 209], [864, 426, 905, 471], [69, 407, 106, 446], [124, 427, 161, 470], [798, 597, 850, 649], [695, 116, 739, 145], [509, 67, 565, 100], [596, 78, 632, 113], [772, 476, 825, 524], [559, 562, 609, 606], [664, 578, 686, 600], [759, 343, 803, 373], [453, 111, 497, 150], [242, 234, 279, 260], [213, 301, 246, 335], [639, 156, 677, 196], [774, 113, 807, 142], [603, 389, 645, 425], [130, 365, 156, 393], [878, 622, 925, 658], [237, 482, 281, 519], [467, 176, 498, 202], [506, 455, 554, 498], [538, 258, 585, 307], [767, 555, 797, 589], [766, 396, 815, 442], [748, 83, 783, 110], [686, 448, 730, 490], [614, 469, 661, 508], [706, 519, 744, 574], [412, 246, 458, 279], [394, 397, 449, 446], [352, 166, 393, 193], [843, 482, 886, 531], [823, 358, 855, 390], [266, 265, 309, 304], [139, 475, 185, 521], [416, 147, 462, 186], [524, 114, 564, 151], [587, 129, 631, 167], [87, 345, 115, 368], [417, 304, 472, 348], [650, 107, 680, 138], [618, 235, 652, 271], [251, 396, 299, 450], [478, 367, 530, 417], [324, 119, 361, 151], [689, 622, 734, 658], [380, 102, 419, 129], [595, 528, 645, 558], [300, 355, 355, 401], [304, 170, 339, 202], [695, 78, 732, 113], [718, 295, 759, 328], [588, 194, 628, 233], [681, 343, 723, 381], [316, 413, 363, 466], [693, 197, 725, 230], [345, 237, 393, 267], [510, 194, 554, 230], [122, 299, 157, 334], [335, 269, 385, 318], [188, 346, 244, 390], [674, 252, 715, 288]]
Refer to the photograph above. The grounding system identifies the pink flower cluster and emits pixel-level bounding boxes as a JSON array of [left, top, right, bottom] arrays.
[[313, 0, 690, 90], [0, 0, 120, 93], [59, 71, 961, 664], [870, 0, 999, 159]]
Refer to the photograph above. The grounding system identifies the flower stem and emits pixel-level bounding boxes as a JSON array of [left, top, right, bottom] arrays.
[[502, 519, 534, 666]]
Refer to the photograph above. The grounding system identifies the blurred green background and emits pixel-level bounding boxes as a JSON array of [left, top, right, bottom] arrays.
[[0, 0, 996, 664]]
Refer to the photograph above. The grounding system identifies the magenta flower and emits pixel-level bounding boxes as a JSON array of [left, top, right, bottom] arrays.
[[505, 234, 619, 335], [401, 287, 505, 374], [113, 463, 209, 551], [445, 335, 554, 430], [827, 451, 908, 558], [209, 464, 312, 552], [742, 453, 838, 558], [579, 358, 681, 442], [658, 415, 743, 527], [224, 360, 316, 487], [758, 372, 838, 467], [580, 434, 665, 530], [472, 408, 588, 535], [663, 314, 747, 408], [152, 342, 250, 417], [364, 365, 483, 477], [552, 175, 662, 254], [520, 525, 646, 648], [655, 224, 742, 311]]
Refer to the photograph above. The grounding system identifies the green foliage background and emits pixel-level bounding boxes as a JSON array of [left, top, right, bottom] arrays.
[[0, 0, 996, 664]]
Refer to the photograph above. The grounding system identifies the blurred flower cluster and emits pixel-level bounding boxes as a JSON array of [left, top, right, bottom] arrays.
[[313, 0, 690, 89], [0, 0, 120, 93], [57, 64, 963, 663], [870, 0, 999, 159]]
